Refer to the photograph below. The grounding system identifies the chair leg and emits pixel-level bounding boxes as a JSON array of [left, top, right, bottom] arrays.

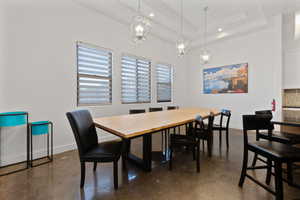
[[93, 162, 97, 171], [251, 153, 258, 167], [287, 161, 293, 186], [207, 134, 213, 157], [226, 129, 229, 150], [169, 147, 173, 171], [192, 147, 196, 160], [196, 145, 200, 173], [219, 129, 222, 147], [113, 161, 118, 190], [266, 159, 272, 185], [274, 162, 283, 200], [161, 131, 165, 152], [238, 148, 248, 187], [80, 162, 86, 188]]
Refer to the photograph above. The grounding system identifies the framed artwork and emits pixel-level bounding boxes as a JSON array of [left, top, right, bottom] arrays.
[[203, 63, 248, 94]]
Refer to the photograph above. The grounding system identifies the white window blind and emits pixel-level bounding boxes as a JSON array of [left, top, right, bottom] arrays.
[[156, 64, 172, 102], [77, 42, 112, 106], [121, 55, 151, 103]]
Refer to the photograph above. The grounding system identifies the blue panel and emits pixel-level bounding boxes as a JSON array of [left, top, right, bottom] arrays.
[[0, 112, 28, 127], [195, 115, 203, 122], [221, 109, 231, 115], [31, 121, 50, 135]]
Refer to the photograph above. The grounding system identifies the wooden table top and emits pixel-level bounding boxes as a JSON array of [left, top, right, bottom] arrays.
[[94, 108, 220, 139]]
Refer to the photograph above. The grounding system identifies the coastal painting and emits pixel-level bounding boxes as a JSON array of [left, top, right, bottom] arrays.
[[203, 63, 248, 94]]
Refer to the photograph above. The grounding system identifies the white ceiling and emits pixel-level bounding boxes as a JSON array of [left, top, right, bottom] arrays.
[[74, 0, 300, 48]]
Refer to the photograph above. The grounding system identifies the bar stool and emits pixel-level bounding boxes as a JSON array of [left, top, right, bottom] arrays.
[[29, 121, 53, 167], [239, 115, 300, 200], [0, 111, 29, 176]]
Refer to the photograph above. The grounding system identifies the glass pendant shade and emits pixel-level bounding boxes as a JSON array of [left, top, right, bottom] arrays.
[[176, 39, 188, 56], [131, 15, 151, 43], [200, 49, 211, 64], [200, 6, 211, 64]]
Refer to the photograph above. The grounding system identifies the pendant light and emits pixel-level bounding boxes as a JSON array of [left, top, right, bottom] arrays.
[[131, 0, 151, 43], [176, 0, 188, 56], [200, 7, 211, 64]]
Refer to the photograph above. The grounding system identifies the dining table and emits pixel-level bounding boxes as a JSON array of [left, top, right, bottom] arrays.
[[93, 107, 220, 171]]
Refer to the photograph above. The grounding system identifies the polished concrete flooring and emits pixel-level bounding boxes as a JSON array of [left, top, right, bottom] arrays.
[[0, 129, 300, 200]]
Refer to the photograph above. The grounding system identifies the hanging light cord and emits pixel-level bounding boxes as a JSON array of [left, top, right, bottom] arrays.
[[180, 0, 183, 37], [138, 0, 141, 13], [204, 7, 208, 49]]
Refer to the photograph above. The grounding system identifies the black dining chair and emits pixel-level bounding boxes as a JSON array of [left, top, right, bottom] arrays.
[[167, 106, 179, 110], [169, 115, 204, 173], [129, 109, 146, 114], [212, 109, 231, 149], [251, 110, 300, 185], [194, 115, 215, 157], [254, 110, 300, 146], [66, 110, 123, 189], [167, 106, 180, 134], [149, 107, 163, 112], [239, 114, 300, 200]]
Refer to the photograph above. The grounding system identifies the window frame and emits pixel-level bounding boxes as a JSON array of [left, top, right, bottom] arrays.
[[76, 41, 113, 106], [121, 53, 152, 104], [156, 63, 173, 103]]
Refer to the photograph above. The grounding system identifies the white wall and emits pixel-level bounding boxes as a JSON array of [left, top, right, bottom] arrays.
[[186, 15, 283, 129], [0, 0, 188, 165], [282, 13, 300, 89]]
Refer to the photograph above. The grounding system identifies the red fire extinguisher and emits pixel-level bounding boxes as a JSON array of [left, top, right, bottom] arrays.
[[271, 99, 276, 112]]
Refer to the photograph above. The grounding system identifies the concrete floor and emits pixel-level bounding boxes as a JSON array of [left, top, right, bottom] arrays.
[[0, 129, 300, 200]]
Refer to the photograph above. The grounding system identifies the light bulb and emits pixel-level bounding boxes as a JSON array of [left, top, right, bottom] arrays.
[[200, 50, 211, 64], [135, 24, 144, 37], [177, 43, 185, 50], [176, 39, 188, 56], [131, 15, 151, 43]]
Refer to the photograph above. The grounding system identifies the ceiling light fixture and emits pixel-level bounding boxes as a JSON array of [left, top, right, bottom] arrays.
[[200, 7, 211, 64], [218, 28, 223, 32], [176, 0, 188, 56], [149, 13, 155, 18], [131, 0, 152, 43]]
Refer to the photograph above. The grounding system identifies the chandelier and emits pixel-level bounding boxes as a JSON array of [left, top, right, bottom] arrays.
[[200, 7, 211, 64], [176, 0, 188, 56], [131, 0, 151, 43]]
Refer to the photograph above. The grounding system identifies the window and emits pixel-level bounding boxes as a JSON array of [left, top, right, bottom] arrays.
[[156, 63, 172, 102], [77, 42, 112, 106], [121, 55, 151, 103]]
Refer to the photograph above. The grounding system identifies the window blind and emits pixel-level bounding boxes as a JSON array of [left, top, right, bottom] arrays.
[[121, 55, 151, 103], [77, 42, 112, 105], [156, 64, 172, 102]]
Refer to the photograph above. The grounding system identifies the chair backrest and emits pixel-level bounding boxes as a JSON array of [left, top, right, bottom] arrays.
[[167, 106, 179, 110], [255, 110, 273, 117], [66, 110, 98, 158], [220, 109, 231, 129], [149, 107, 163, 112], [206, 115, 215, 132], [255, 110, 274, 130], [242, 114, 273, 145], [129, 109, 146, 114], [193, 114, 214, 133]]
